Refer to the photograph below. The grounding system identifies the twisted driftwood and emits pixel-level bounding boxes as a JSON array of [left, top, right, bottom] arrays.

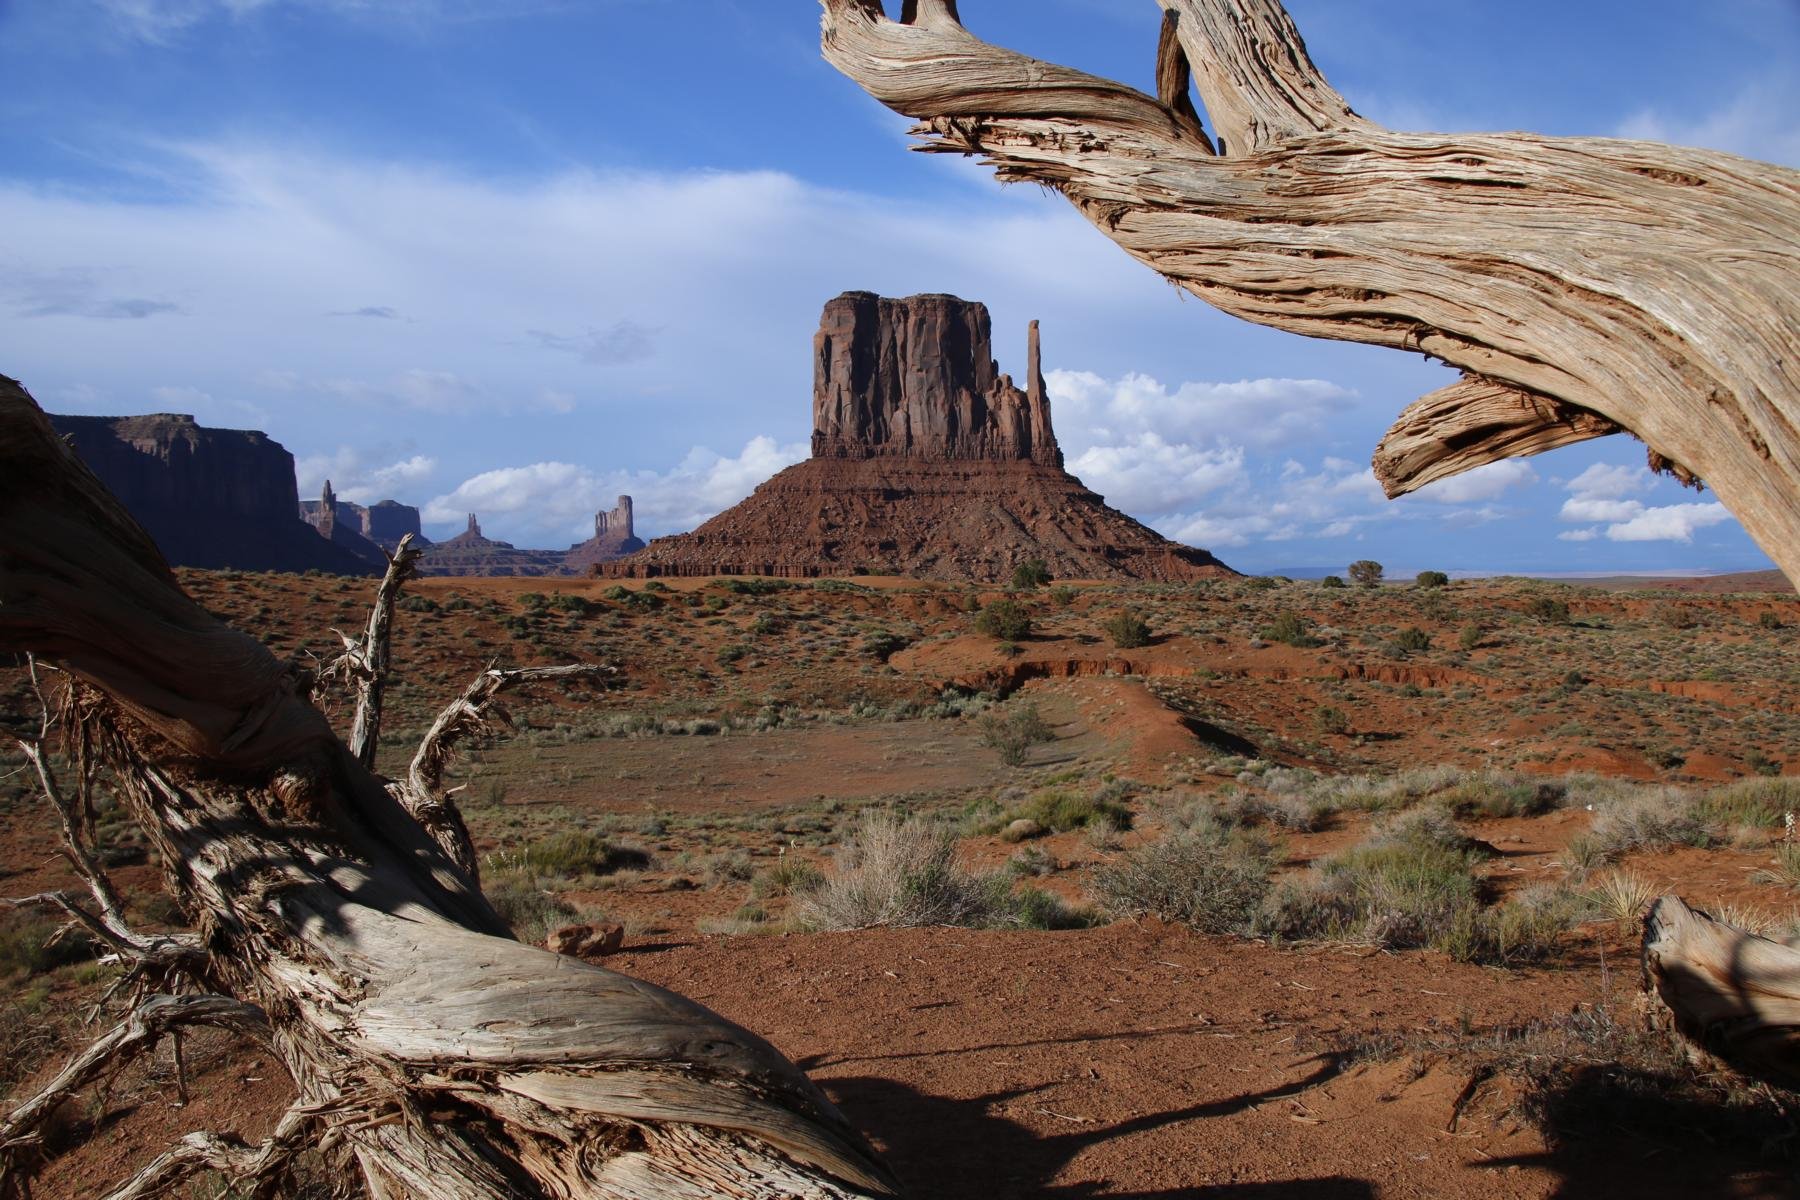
[[0, 374, 896, 1198], [820, 0, 1800, 585]]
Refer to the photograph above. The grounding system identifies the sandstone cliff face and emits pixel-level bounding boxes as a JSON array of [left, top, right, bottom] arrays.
[[563, 495, 646, 572], [52, 413, 377, 575], [812, 292, 1060, 467], [605, 292, 1232, 583]]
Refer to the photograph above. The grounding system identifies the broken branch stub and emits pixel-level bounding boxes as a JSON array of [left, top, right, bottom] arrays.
[[820, 0, 1800, 585]]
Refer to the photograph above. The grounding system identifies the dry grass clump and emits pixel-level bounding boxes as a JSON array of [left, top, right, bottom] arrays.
[[1564, 788, 1711, 871], [483, 869, 590, 944], [794, 812, 1088, 932], [977, 701, 1055, 766], [1584, 870, 1661, 925], [1092, 816, 1276, 934], [487, 829, 650, 884], [982, 785, 1133, 837], [1696, 777, 1800, 833], [1751, 843, 1800, 893], [750, 857, 825, 899]]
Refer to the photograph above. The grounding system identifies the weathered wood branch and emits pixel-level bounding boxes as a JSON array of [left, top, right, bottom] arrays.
[[398, 662, 612, 882], [820, 0, 1800, 585], [320, 534, 422, 769], [1, 375, 896, 1197], [0, 994, 270, 1192], [97, 1101, 320, 1200], [1642, 894, 1800, 1089]]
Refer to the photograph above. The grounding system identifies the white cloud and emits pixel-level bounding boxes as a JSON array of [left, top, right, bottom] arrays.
[[1560, 496, 1644, 523], [422, 436, 806, 544], [1617, 74, 1800, 168], [1605, 502, 1734, 543], [92, 0, 557, 44], [1557, 528, 1599, 542], [1068, 435, 1243, 513], [296, 448, 438, 503], [1047, 369, 1353, 451], [1408, 460, 1538, 505], [1565, 462, 1651, 501]]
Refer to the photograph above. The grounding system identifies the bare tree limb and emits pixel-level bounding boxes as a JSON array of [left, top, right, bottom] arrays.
[[0, 995, 269, 1192], [317, 535, 422, 770], [95, 1101, 320, 1200], [397, 663, 613, 883], [820, 0, 1800, 585]]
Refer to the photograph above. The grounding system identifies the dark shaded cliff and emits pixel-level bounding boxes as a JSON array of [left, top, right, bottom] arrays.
[[50, 412, 376, 575]]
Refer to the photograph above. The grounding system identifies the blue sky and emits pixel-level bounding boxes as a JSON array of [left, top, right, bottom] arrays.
[[1, 0, 1795, 574]]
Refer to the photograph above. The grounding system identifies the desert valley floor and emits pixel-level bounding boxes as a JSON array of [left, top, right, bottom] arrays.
[[2, 568, 1797, 1198]]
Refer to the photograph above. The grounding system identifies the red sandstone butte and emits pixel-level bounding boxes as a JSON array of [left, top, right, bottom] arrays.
[[606, 292, 1233, 583]]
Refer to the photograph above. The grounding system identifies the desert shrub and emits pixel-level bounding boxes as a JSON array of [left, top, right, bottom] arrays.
[[1655, 603, 1702, 630], [1261, 610, 1317, 647], [722, 578, 788, 595], [1750, 844, 1800, 892], [1049, 584, 1078, 607], [794, 812, 1080, 931], [1758, 609, 1784, 630], [1525, 596, 1571, 625], [548, 593, 594, 615], [494, 830, 642, 882], [1009, 559, 1051, 590], [602, 585, 631, 602], [1003, 788, 1132, 835], [1458, 623, 1483, 651], [717, 643, 748, 666], [1094, 817, 1276, 934], [1415, 570, 1449, 589], [399, 594, 440, 613], [1319, 575, 1346, 589], [0, 911, 95, 979], [1101, 609, 1152, 649], [861, 630, 910, 661], [1007, 845, 1056, 877], [1437, 775, 1565, 819], [1584, 871, 1660, 924], [750, 613, 783, 636], [1695, 777, 1800, 831], [703, 850, 756, 888], [974, 599, 1033, 641], [1315, 705, 1351, 736], [1584, 789, 1711, 859], [1244, 576, 1280, 591], [1348, 560, 1384, 588], [484, 869, 584, 944], [978, 701, 1056, 766], [1477, 885, 1581, 965], [1391, 626, 1431, 653]]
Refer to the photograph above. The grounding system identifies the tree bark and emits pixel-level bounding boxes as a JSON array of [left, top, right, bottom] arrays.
[[1642, 894, 1800, 1090], [819, 0, 1800, 586], [0, 375, 897, 1198]]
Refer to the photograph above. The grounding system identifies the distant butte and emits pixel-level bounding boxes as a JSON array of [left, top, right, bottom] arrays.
[[605, 291, 1234, 582]]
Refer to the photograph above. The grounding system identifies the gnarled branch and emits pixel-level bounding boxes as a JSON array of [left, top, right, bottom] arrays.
[[821, 0, 1800, 585], [317, 533, 421, 769]]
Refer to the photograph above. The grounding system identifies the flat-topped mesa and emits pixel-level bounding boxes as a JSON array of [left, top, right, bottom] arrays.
[[812, 291, 1061, 468]]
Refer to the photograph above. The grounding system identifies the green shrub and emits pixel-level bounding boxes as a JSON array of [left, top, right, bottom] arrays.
[[484, 868, 584, 944], [1392, 626, 1431, 653], [1094, 818, 1276, 934], [1758, 610, 1784, 630], [1696, 778, 1800, 831], [1049, 585, 1078, 607], [1415, 570, 1449, 589], [1315, 705, 1351, 736], [1262, 611, 1316, 647], [1584, 790, 1711, 859], [978, 701, 1055, 766], [974, 599, 1033, 641], [1525, 596, 1571, 625], [1348, 560, 1384, 588], [0, 912, 95, 978], [751, 858, 826, 899], [1320, 575, 1346, 589], [493, 830, 642, 882], [1458, 624, 1483, 651], [1004, 788, 1132, 834], [1010, 560, 1051, 590], [1101, 609, 1152, 649], [1245, 576, 1280, 591], [861, 630, 910, 661], [722, 578, 789, 595]]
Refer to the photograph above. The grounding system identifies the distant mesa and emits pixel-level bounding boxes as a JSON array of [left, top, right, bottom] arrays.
[[604, 291, 1233, 582], [51, 411, 380, 576], [302, 483, 427, 558], [563, 495, 646, 572], [415, 512, 565, 577]]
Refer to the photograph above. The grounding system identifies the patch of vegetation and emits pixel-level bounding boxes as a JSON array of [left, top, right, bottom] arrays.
[[750, 858, 826, 899], [1261, 611, 1317, 648], [977, 701, 1056, 766], [1101, 609, 1152, 649], [1415, 570, 1449, 589], [488, 830, 647, 883], [1391, 626, 1431, 653], [1049, 585, 1078, 607], [1314, 705, 1351, 736], [1348, 560, 1384, 588], [1525, 595, 1571, 625], [1319, 575, 1346, 589], [1696, 777, 1800, 831], [973, 598, 1033, 641], [987, 787, 1132, 836], [861, 629, 911, 661], [1093, 816, 1276, 934], [794, 812, 1090, 931], [1009, 559, 1051, 590]]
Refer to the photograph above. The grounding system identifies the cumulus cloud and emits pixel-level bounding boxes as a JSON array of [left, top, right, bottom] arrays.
[[1068, 435, 1243, 513], [1046, 369, 1353, 450], [422, 436, 806, 545], [1407, 460, 1538, 505], [1557, 528, 1599, 542], [1565, 462, 1651, 500], [296, 447, 438, 503], [1561, 496, 1645, 523], [1605, 502, 1734, 543]]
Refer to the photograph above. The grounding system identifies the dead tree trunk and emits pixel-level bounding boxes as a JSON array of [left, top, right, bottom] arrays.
[[820, 0, 1800, 586], [0, 375, 896, 1198], [1642, 895, 1800, 1090]]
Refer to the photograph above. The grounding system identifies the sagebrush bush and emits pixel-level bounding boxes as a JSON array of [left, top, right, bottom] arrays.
[[1262, 611, 1316, 647], [1010, 559, 1051, 590], [484, 868, 584, 944], [978, 701, 1055, 766], [794, 812, 1086, 931], [974, 599, 1033, 640], [1094, 817, 1275, 934], [1696, 778, 1800, 831], [1584, 790, 1711, 859], [1102, 609, 1152, 649], [750, 857, 825, 899]]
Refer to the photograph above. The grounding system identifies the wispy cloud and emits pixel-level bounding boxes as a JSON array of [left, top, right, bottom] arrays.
[[528, 321, 656, 366]]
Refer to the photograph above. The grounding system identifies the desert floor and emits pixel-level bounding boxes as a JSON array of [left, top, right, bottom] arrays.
[[1, 568, 1796, 1198]]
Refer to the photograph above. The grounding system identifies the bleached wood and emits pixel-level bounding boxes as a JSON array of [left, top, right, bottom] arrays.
[[820, 0, 1800, 585], [320, 532, 422, 769], [0, 376, 897, 1198], [1642, 894, 1800, 1089]]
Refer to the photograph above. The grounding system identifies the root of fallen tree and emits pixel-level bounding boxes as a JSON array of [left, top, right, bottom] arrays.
[[820, 0, 1800, 585], [0, 374, 897, 1198]]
